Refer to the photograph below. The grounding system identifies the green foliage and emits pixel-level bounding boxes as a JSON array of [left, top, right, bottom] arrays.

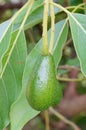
[[0, 20, 12, 72], [10, 19, 67, 130], [0, 31, 26, 129], [69, 13, 86, 76], [0, 0, 86, 130], [13, 0, 44, 32], [69, 0, 83, 5]]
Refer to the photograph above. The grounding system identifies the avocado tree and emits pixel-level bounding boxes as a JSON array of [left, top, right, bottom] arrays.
[[0, 0, 86, 130]]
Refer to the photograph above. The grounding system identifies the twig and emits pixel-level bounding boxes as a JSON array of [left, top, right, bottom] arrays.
[[44, 110, 50, 130], [72, 2, 86, 12], [56, 75, 82, 82], [49, 107, 81, 130], [57, 65, 80, 71], [49, 0, 55, 54], [42, 0, 49, 55], [50, 1, 86, 15]]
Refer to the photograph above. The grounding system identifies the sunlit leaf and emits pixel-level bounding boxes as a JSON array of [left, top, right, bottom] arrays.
[[53, 19, 68, 66], [0, 20, 12, 72], [69, 13, 86, 76], [0, 31, 26, 130]]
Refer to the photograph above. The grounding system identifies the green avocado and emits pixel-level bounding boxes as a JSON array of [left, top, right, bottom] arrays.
[[26, 54, 62, 111]]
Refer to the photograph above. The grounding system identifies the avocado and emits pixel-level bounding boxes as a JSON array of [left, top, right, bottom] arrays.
[[26, 54, 62, 111]]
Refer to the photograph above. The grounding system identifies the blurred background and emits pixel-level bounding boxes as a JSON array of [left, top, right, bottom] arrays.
[[1, 0, 86, 130]]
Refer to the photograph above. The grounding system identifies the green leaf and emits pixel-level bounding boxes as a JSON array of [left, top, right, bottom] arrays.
[[10, 42, 41, 130], [0, 20, 12, 72], [2, 0, 60, 37], [69, 0, 83, 6], [68, 13, 86, 76], [67, 58, 80, 67], [75, 116, 86, 130], [12, 0, 60, 32], [10, 86, 39, 130], [0, 31, 26, 130], [13, 0, 44, 32], [53, 19, 68, 66], [10, 19, 68, 130], [72, 13, 86, 30]]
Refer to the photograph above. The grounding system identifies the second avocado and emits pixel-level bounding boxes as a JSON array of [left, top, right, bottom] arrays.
[[26, 54, 62, 111]]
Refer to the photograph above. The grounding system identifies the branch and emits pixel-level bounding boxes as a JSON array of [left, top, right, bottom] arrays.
[[57, 65, 80, 71], [44, 110, 50, 130], [49, 107, 81, 130]]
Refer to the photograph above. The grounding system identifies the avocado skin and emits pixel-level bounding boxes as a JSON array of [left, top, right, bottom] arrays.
[[26, 54, 62, 111]]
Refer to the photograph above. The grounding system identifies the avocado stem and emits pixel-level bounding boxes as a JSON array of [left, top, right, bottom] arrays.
[[44, 110, 50, 130], [42, 0, 49, 55], [49, 0, 55, 54]]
